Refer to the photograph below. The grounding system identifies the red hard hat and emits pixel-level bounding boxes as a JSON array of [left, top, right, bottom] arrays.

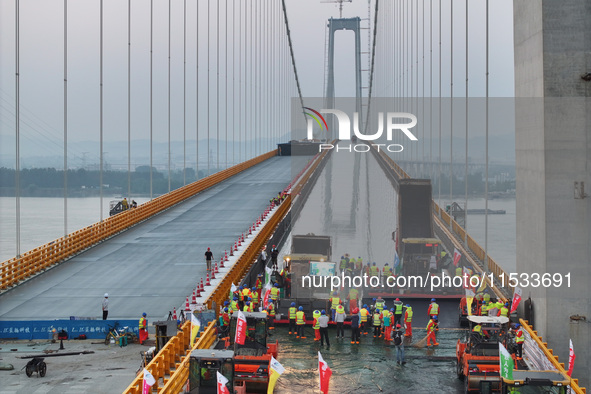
[[273, 245, 276, 248], [353, 308, 359, 314], [395, 298, 400, 301], [396, 324, 401, 328], [207, 247, 210, 250]]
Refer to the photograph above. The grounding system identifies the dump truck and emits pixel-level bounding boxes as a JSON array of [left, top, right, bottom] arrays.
[[456, 315, 511, 393]]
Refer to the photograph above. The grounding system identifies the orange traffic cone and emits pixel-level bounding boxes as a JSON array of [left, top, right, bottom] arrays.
[[191, 289, 197, 304], [205, 273, 211, 286], [185, 296, 190, 311], [214, 261, 219, 273], [199, 278, 204, 292], [195, 286, 201, 297], [210, 268, 216, 279], [172, 307, 177, 320]]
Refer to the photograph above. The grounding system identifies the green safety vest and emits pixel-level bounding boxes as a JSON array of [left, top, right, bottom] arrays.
[[289, 307, 297, 320], [473, 325, 482, 334], [480, 304, 489, 316], [270, 287, 279, 300], [355, 259, 363, 269], [349, 288, 359, 300], [456, 267, 463, 277], [429, 303, 439, 315], [312, 311, 321, 329], [483, 293, 491, 302], [360, 309, 369, 322], [296, 311, 305, 325], [405, 308, 413, 322], [394, 302, 403, 314], [376, 300, 386, 310], [373, 313, 381, 326], [340, 258, 348, 269], [231, 301, 239, 312], [515, 329, 524, 343], [500, 306, 509, 317], [370, 266, 379, 276], [383, 266, 393, 276], [331, 297, 340, 309], [251, 292, 259, 303]]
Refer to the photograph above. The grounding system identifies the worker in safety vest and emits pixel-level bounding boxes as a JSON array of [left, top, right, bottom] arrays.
[[347, 287, 359, 312], [255, 274, 264, 300], [221, 308, 230, 326], [267, 304, 276, 330], [313, 310, 321, 341], [335, 304, 346, 338], [381, 309, 393, 341], [230, 297, 239, 313], [487, 301, 499, 316], [455, 266, 463, 277], [427, 298, 439, 319], [483, 293, 491, 303], [339, 256, 348, 273], [383, 263, 393, 279], [241, 286, 251, 303], [329, 291, 340, 321], [347, 257, 355, 274], [426, 316, 439, 346], [139, 313, 148, 345], [499, 302, 509, 317], [372, 309, 382, 338], [364, 262, 371, 276], [295, 306, 306, 338], [480, 300, 489, 316], [360, 304, 370, 335], [270, 283, 280, 309], [370, 262, 380, 277], [288, 302, 297, 334], [350, 307, 360, 344], [393, 298, 404, 326], [243, 301, 251, 312], [404, 304, 413, 337], [375, 297, 386, 312], [472, 324, 484, 339], [514, 323, 524, 359], [250, 287, 259, 310]]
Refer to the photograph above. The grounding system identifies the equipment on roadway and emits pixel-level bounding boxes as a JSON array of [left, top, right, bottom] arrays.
[[24, 357, 46, 378], [456, 315, 510, 393]]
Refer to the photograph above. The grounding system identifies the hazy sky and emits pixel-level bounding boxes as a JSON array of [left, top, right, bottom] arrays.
[[0, 0, 514, 167]]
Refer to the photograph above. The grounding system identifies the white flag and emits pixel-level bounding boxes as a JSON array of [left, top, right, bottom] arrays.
[[142, 368, 156, 394], [217, 371, 230, 394], [498, 342, 514, 380], [231, 282, 237, 293]]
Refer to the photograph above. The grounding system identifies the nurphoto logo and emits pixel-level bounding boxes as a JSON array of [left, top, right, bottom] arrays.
[[304, 107, 418, 153]]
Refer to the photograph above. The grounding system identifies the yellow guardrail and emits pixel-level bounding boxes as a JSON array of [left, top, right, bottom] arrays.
[[126, 147, 333, 393], [520, 319, 586, 394], [0, 150, 277, 291]]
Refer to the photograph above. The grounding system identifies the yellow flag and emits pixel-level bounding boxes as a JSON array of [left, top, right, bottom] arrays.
[[190, 313, 201, 347], [465, 289, 475, 316], [477, 274, 487, 293], [267, 356, 285, 394]]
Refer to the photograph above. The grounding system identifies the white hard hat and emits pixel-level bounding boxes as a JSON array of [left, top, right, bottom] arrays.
[[104, 293, 109, 297]]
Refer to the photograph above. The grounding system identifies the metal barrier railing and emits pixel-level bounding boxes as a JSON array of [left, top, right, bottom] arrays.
[[519, 319, 586, 394], [123, 146, 333, 393], [0, 151, 277, 291]]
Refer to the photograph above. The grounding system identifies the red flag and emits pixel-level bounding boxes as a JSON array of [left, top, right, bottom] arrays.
[[216, 371, 230, 394], [510, 287, 522, 314], [235, 310, 247, 345], [263, 287, 271, 309], [453, 248, 461, 266], [318, 351, 332, 394], [567, 339, 576, 377]]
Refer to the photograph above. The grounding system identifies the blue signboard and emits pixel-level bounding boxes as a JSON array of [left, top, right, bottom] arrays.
[[0, 319, 140, 340]]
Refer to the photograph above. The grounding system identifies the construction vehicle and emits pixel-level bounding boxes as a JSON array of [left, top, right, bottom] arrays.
[[189, 349, 234, 394], [284, 234, 332, 300], [456, 315, 510, 393], [500, 370, 571, 393]]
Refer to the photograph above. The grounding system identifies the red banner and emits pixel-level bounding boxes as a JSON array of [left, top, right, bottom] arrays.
[[453, 248, 461, 266], [235, 311, 247, 345], [510, 287, 522, 314], [217, 371, 230, 394], [318, 352, 332, 394], [263, 287, 271, 309], [567, 339, 576, 377]]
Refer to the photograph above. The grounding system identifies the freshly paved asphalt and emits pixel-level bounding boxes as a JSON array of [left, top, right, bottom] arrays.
[[0, 156, 305, 321]]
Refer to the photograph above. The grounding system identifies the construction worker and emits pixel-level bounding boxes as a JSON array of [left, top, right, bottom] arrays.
[[364, 262, 371, 276], [318, 310, 330, 349], [393, 324, 406, 364], [267, 304, 276, 330], [483, 293, 491, 304], [404, 304, 413, 337], [270, 283, 280, 308], [204, 247, 213, 272], [383, 262, 393, 278], [255, 274, 264, 300], [329, 291, 340, 321], [373, 308, 382, 338], [122, 197, 129, 210], [102, 293, 109, 320], [370, 262, 380, 277], [360, 304, 370, 335], [393, 298, 404, 326], [499, 302, 510, 317], [295, 306, 306, 338], [335, 304, 346, 338], [139, 313, 148, 345], [220, 308, 231, 326], [480, 300, 489, 316], [381, 308, 393, 341], [355, 257, 363, 274], [241, 286, 251, 305], [243, 301, 250, 312], [350, 308, 360, 344], [455, 265, 463, 277], [312, 310, 321, 341], [375, 297, 386, 312], [428, 298, 439, 319], [347, 287, 359, 312], [288, 302, 297, 334], [230, 297, 239, 313], [339, 256, 348, 273], [487, 301, 499, 316], [514, 324, 524, 359], [251, 287, 259, 310], [472, 324, 485, 339], [426, 316, 439, 346], [270, 245, 279, 271]]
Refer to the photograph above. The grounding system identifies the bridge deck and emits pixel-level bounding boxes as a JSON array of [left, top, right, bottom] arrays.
[[0, 156, 304, 321]]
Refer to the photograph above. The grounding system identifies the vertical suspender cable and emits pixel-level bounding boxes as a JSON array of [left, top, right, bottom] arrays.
[[183, 0, 187, 185], [410, 0, 413, 163], [239, 0, 242, 163], [225, 0, 228, 168], [127, 0, 131, 197], [150, 0, 153, 199], [422, 0, 425, 165], [216, 0, 220, 171], [416, 0, 419, 166], [429, 0, 433, 180], [464, 0, 469, 235], [100, 0, 104, 221], [168, 0, 171, 192], [449, 0, 454, 219], [195, 1, 199, 180], [485, 0, 489, 271], [249, 0, 253, 159], [64, 0, 68, 238], [438, 0, 441, 206], [450, 0, 454, 219], [207, 0, 210, 175], [15, 0, 20, 257], [232, 0, 235, 165]]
